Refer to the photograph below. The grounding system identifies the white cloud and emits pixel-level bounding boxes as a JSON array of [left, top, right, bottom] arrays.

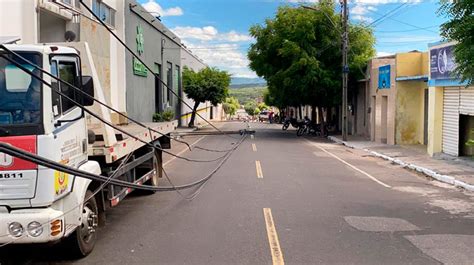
[[352, 14, 374, 23], [141, 0, 183, 17], [173, 26, 256, 77], [173, 26, 218, 41], [172, 26, 252, 42], [184, 42, 257, 78], [220, 31, 253, 42], [376, 51, 394, 57]]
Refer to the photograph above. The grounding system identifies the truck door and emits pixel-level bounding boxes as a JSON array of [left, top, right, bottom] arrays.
[[39, 56, 88, 199]]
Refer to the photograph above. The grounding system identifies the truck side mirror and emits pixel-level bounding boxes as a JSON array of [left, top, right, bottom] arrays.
[[81, 76, 94, 106]]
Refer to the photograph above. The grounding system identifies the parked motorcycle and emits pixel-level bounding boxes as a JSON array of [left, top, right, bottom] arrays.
[[296, 118, 329, 137], [282, 117, 299, 130]]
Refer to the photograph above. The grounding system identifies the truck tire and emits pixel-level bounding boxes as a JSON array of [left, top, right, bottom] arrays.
[[65, 190, 99, 257], [141, 167, 160, 195]]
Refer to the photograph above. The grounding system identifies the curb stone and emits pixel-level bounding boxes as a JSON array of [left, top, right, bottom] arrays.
[[326, 136, 474, 192]]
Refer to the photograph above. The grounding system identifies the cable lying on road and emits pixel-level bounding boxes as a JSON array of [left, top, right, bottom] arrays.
[[0, 135, 246, 192], [0, 135, 246, 247]]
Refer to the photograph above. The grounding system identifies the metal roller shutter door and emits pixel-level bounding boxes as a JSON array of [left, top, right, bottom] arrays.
[[460, 87, 474, 115], [442, 87, 459, 156]]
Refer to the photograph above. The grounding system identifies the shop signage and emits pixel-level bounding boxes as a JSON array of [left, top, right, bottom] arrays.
[[133, 25, 147, 77], [378, 65, 390, 89], [430, 44, 457, 80]]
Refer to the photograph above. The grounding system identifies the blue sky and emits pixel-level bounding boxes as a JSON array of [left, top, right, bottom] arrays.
[[138, 0, 448, 78]]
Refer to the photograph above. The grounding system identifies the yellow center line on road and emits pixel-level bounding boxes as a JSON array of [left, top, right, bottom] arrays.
[[305, 139, 391, 188], [252, 143, 257, 152], [255, 160, 263, 178], [163, 136, 206, 167], [263, 208, 285, 265]]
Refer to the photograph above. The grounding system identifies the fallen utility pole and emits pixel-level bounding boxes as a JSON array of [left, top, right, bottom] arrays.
[[341, 0, 349, 141], [172, 129, 256, 137]]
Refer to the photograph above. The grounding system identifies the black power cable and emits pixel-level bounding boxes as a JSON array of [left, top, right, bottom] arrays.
[[0, 135, 245, 192], [0, 53, 228, 164]]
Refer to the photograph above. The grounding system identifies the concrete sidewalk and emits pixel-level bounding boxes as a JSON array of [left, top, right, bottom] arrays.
[[328, 135, 474, 192]]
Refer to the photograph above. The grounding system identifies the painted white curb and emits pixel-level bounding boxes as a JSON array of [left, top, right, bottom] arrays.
[[327, 136, 474, 192]]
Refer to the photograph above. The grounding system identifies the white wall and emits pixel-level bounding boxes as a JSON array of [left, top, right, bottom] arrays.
[[0, 0, 37, 43]]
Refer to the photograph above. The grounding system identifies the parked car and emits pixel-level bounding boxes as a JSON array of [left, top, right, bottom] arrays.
[[259, 111, 269, 122]]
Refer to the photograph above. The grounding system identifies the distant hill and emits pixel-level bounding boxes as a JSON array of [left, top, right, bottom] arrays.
[[230, 83, 267, 89], [229, 86, 267, 105], [231, 77, 266, 86]]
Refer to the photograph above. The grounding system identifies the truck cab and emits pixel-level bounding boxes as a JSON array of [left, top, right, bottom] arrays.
[[0, 44, 100, 255], [0, 42, 175, 257]]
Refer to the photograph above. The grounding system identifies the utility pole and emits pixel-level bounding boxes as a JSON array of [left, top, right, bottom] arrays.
[[341, 0, 349, 141]]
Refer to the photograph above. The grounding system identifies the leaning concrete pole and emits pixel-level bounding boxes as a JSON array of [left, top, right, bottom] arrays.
[[341, 0, 349, 141]]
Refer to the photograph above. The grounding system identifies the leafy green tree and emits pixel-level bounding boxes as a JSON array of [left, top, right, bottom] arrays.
[[439, 1, 474, 84], [183, 67, 231, 127], [244, 101, 258, 116], [223, 97, 240, 116], [258, 102, 269, 111], [248, 1, 375, 122]]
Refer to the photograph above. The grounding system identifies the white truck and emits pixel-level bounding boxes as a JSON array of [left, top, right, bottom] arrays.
[[0, 43, 176, 256]]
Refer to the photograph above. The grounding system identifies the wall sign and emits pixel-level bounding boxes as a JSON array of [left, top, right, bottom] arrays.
[[430, 44, 457, 80], [378, 65, 391, 89], [133, 25, 148, 77]]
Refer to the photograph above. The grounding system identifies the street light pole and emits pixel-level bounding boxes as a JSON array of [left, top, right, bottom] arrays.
[[341, 0, 349, 141]]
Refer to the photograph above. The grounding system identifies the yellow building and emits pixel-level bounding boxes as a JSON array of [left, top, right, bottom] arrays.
[[368, 51, 429, 146], [427, 41, 473, 157]]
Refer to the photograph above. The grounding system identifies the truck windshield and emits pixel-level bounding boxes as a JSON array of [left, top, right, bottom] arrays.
[[0, 52, 43, 136]]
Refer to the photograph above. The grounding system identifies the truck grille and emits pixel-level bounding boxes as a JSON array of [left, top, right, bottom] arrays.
[[0, 170, 36, 200]]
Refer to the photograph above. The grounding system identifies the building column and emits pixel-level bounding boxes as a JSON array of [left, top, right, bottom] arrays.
[[427, 86, 443, 156]]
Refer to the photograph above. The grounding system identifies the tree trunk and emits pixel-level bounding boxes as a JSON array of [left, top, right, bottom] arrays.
[[318, 106, 326, 136], [188, 101, 200, 128], [298, 105, 303, 120], [311, 105, 317, 124]]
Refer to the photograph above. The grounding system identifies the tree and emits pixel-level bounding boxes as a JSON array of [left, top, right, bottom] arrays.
[[439, 1, 474, 84], [248, 1, 375, 126], [223, 97, 240, 117], [244, 101, 258, 116], [183, 67, 231, 127]]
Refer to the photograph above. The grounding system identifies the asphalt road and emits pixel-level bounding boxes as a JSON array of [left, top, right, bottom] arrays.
[[1, 121, 474, 265]]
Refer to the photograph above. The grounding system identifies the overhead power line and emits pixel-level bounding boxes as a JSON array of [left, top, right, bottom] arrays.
[[367, 9, 439, 33], [375, 25, 440, 33]]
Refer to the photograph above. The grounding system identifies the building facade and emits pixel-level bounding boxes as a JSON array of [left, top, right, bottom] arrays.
[[123, 0, 181, 122], [363, 52, 429, 146], [369, 56, 396, 144], [394, 51, 429, 146], [427, 41, 473, 157]]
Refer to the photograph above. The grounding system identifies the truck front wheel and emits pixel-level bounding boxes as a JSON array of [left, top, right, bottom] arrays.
[[66, 190, 99, 257]]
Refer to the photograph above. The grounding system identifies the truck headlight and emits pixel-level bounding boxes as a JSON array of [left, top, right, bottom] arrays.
[[27, 221, 43, 237], [8, 222, 24, 237]]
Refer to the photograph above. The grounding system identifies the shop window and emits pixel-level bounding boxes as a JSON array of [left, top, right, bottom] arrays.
[[166, 62, 172, 105], [91, 0, 115, 26]]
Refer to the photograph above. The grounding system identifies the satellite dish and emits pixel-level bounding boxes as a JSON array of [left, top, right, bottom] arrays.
[[65, 31, 76, 42]]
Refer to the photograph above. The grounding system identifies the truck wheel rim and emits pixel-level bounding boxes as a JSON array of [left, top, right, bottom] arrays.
[[81, 202, 98, 243]]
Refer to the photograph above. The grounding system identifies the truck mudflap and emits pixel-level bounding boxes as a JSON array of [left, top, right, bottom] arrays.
[[0, 208, 69, 244]]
